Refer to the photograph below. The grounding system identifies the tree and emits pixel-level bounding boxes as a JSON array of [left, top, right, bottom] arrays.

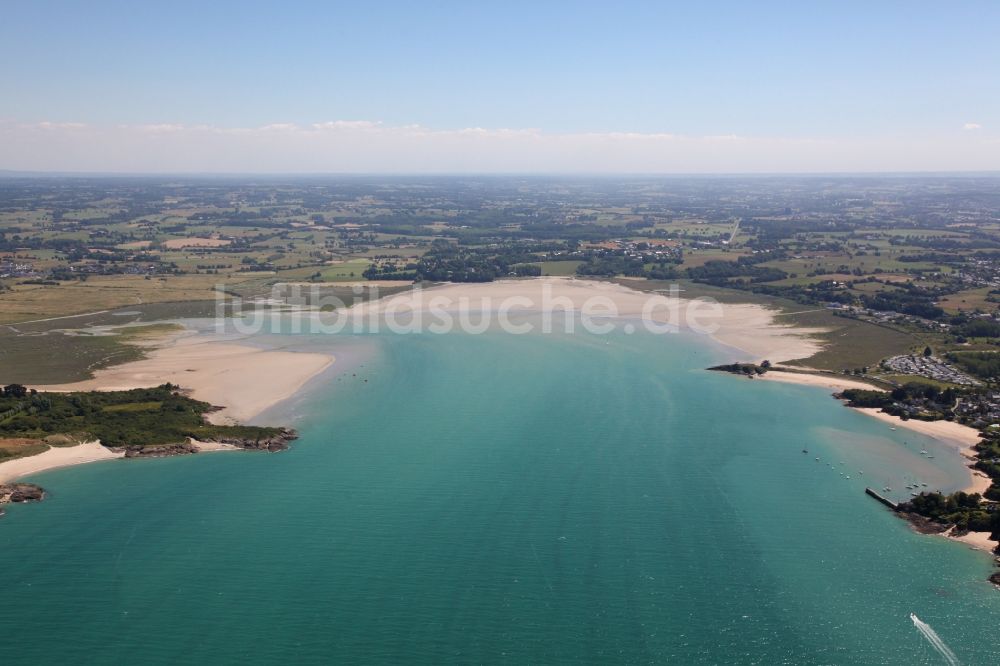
[[923, 346, 933, 357], [2, 384, 28, 398]]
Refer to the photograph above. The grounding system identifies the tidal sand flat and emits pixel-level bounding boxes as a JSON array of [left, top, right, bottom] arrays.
[[35, 331, 335, 425], [340, 277, 827, 363]]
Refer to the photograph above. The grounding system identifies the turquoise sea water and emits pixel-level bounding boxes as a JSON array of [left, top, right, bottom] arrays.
[[2, 324, 999, 664]]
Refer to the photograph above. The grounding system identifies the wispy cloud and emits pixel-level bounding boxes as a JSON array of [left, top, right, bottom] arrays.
[[0, 119, 997, 173], [132, 123, 186, 133], [24, 121, 88, 130], [312, 120, 383, 131], [964, 122, 983, 130]]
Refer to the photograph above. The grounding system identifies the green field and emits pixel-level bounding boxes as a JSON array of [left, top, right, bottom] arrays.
[[533, 260, 583, 276], [0, 323, 183, 385]]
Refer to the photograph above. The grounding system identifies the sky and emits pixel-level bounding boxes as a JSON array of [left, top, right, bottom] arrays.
[[1, 0, 997, 173]]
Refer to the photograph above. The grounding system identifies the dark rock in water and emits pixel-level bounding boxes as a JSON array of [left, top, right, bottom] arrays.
[[5, 483, 44, 502], [896, 511, 951, 535], [990, 571, 1000, 587], [0, 482, 46, 516]]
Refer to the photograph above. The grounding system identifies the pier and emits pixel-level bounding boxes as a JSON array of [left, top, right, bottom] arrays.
[[865, 487, 899, 511]]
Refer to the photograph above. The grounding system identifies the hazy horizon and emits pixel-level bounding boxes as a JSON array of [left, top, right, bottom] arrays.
[[4, 169, 1000, 179], [2, 1, 997, 173]]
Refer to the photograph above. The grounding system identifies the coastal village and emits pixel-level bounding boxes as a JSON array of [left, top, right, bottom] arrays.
[[881, 354, 980, 387]]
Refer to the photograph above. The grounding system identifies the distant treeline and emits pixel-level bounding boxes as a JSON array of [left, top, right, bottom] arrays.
[[947, 351, 1000, 380], [839, 383, 960, 418], [364, 240, 555, 282]]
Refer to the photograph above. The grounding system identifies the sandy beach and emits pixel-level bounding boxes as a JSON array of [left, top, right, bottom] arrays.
[[757, 371, 881, 392], [852, 407, 982, 451], [944, 527, 1000, 555], [35, 332, 335, 425], [0, 441, 124, 484], [189, 438, 243, 452]]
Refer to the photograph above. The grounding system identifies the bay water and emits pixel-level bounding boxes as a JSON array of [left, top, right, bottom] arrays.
[[1, 325, 998, 663]]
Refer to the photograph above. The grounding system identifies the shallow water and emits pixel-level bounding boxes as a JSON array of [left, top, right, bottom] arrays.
[[2, 326, 998, 664]]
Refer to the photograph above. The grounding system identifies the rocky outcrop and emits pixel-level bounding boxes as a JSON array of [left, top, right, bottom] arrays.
[[200, 428, 298, 452], [896, 510, 951, 535], [707, 363, 768, 377], [0, 482, 45, 516], [117, 442, 198, 458], [113, 428, 298, 457]]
